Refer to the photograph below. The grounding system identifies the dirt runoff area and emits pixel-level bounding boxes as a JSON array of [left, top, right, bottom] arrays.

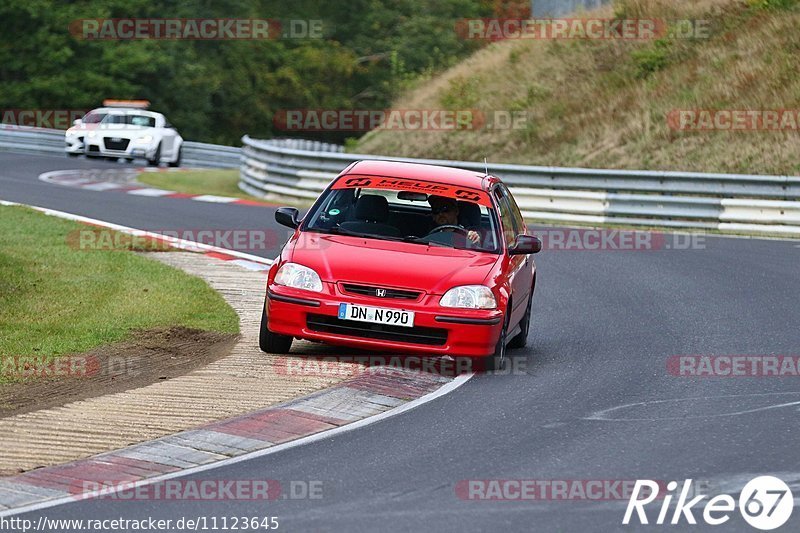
[[0, 327, 237, 417]]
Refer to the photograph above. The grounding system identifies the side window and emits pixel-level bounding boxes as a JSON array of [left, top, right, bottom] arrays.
[[493, 187, 517, 248], [500, 184, 526, 235]]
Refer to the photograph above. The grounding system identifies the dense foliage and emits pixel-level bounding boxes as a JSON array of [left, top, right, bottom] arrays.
[[0, 0, 500, 144]]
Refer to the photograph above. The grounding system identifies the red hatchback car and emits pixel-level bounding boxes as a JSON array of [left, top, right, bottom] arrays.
[[260, 160, 541, 370]]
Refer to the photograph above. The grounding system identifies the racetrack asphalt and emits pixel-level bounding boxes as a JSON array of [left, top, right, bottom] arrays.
[[2, 152, 800, 531]]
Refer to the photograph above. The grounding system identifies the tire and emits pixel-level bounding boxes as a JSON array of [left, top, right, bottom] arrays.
[[259, 305, 292, 354], [483, 315, 508, 372], [508, 292, 533, 349], [147, 143, 161, 167], [168, 146, 182, 168]]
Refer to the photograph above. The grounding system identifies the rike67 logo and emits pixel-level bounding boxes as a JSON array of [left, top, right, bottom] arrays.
[[624, 476, 793, 530]]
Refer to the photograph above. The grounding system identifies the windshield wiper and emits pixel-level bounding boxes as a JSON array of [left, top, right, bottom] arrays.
[[401, 236, 450, 248], [312, 226, 453, 248], [317, 226, 405, 243]]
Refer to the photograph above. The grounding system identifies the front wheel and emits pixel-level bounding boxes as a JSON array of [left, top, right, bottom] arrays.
[[259, 305, 292, 354], [482, 318, 507, 372], [147, 143, 161, 167], [168, 146, 182, 168], [508, 293, 532, 349]]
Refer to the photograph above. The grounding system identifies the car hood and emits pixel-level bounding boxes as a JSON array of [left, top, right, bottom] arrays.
[[86, 125, 151, 136], [287, 232, 499, 295]]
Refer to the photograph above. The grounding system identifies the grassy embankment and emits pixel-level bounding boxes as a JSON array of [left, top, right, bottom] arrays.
[[0, 206, 239, 383], [355, 0, 800, 176]]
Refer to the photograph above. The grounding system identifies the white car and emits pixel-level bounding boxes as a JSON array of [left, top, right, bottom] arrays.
[[65, 101, 183, 167]]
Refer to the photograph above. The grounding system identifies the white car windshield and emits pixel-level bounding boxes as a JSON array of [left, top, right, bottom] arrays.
[[101, 114, 156, 127]]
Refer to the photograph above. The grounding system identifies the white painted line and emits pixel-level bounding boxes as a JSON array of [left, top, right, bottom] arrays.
[[229, 259, 271, 271], [38, 170, 95, 186], [81, 182, 125, 191], [0, 371, 473, 517], [51, 178, 95, 187], [191, 195, 239, 203], [0, 198, 272, 266], [585, 391, 800, 422], [126, 188, 176, 197]]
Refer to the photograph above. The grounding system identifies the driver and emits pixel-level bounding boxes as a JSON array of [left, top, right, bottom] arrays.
[[428, 195, 480, 245]]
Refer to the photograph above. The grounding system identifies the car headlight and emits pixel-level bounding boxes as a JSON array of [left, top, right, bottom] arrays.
[[274, 263, 323, 292], [439, 285, 497, 309], [135, 135, 153, 143]]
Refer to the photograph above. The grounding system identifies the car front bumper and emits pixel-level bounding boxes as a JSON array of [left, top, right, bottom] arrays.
[[266, 284, 503, 357], [81, 137, 156, 159], [65, 134, 84, 154]]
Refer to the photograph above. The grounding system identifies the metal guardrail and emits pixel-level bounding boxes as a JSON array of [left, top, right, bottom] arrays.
[[181, 141, 240, 169], [240, 135, 800, 235], [3, 126, 798, 235], [0, 125, 240, 169]]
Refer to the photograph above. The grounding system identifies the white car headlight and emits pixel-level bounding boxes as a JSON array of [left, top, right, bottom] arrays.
[[439, 285, 497, 309], [274, 263, 323, 292], [135, 135, 153, 143]]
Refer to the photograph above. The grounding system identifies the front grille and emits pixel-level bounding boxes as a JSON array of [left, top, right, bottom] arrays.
[[307, 314, 447, 346], [88, 145, 100, 152], [341, 283, 422, 300], [103, 137, 130, 151]]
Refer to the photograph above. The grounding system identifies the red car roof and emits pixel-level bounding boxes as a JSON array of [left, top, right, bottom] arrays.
[[343, 160, 492, 190]]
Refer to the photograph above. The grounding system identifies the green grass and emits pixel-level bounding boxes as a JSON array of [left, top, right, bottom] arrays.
[[138, 169, 316, 208], [0, 206, 239, 383], [138, 169, 260, 200]]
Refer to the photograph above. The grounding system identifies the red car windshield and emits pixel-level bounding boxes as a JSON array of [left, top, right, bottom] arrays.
[[304, 182, 501, 253]]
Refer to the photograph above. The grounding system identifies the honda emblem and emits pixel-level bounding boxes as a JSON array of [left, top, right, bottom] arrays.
[[375, 289, 387, 297]]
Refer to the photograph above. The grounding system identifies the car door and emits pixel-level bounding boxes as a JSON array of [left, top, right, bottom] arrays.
[[493, 184, 533, 330]]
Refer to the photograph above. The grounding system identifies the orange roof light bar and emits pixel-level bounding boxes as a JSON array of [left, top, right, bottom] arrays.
[[102, 99, 150, 109]]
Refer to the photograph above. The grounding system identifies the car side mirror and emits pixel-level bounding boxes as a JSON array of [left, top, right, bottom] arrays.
[[275, 207, 300, 229], [509, 234, 541, 255], [73, 119, 82, 126]]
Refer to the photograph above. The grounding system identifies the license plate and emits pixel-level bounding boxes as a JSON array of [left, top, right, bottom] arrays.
[[111, 137, 122, 142], [338, 303, 414, 327]]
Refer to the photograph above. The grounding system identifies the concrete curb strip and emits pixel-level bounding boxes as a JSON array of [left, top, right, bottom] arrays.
[[0, 369, 461, 514], [0, 199, 472, 515]]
